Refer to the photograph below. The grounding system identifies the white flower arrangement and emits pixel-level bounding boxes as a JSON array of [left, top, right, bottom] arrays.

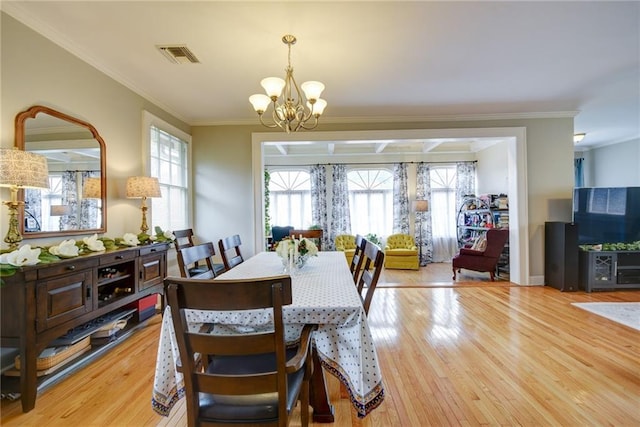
[[0, 245, 42, 266], [121, 233, 140, 247], [276, 236, 318, 270], [49, 239, 80, 258], [83, 234, 106, 252], [1, 228, 177, 281]]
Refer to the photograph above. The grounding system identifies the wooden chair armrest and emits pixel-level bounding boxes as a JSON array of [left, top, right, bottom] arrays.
[[286, 324, 317, 373], [459, 248, 483, 256]]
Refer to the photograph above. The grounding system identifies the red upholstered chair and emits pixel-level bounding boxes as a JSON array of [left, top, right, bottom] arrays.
[[452, 229, 509, 281]]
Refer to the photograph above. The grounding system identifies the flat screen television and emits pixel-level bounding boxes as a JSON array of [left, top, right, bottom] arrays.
[[572, 186, 640, 245]]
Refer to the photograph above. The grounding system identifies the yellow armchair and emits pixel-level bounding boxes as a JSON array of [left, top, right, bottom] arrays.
[[384, 233, 419, 270], [335, 234, 356, 266]]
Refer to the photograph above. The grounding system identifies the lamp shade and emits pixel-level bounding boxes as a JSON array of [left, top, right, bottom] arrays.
[[0, 148, 49, 189], [50, 205, 72, 216], [126, 176, 161, 198], [82, 177, 102, 199], [301, 81, 325, 101], [260, 77, 286, 98], [413, 200, 429, 212], [249, 94, 271, 113]]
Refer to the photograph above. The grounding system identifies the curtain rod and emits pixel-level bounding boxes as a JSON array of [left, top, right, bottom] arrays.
[[265, 160, 477, 167]]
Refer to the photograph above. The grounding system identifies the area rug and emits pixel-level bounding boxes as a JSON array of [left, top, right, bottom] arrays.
[[571, 302, 640, 331]]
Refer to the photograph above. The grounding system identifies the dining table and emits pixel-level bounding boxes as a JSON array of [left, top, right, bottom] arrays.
[[151, 251, 385, 421]]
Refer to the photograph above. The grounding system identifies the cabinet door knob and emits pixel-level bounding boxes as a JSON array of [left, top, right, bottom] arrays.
[[67, 265, 76, 271], [115, 255, 123, 260]]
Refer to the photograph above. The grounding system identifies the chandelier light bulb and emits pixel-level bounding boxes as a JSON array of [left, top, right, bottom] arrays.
[[301, 81, 325, 101], [261, 77, 286, 99], [308, 98, 327, 116], [249, 94, 271, 113]]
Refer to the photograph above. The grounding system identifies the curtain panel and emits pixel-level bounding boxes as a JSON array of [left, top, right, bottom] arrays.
[[310, 165, 330, 250], [392, 163, 410, 234], [416, 163, 434, 265], [330, 164, 352, 251]]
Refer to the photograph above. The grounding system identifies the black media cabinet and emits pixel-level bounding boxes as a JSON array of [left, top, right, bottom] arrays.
[[579, 250, 640, 292]]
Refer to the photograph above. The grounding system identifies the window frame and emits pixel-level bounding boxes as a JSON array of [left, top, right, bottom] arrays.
[[142, 111, 192, 231], [267, 168, 312, 229], [346, 167, 394, 237]]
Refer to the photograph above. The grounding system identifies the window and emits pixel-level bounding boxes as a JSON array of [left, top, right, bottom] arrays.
[[347, 169, 393, 237], [429, 166, 457, 239], [144, 112, 191, 232], [268, 170, 312, 228]]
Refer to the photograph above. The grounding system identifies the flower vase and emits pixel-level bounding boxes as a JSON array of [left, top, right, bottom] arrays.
[[295, 255, 308, 269], [282, 256, 291, 274]]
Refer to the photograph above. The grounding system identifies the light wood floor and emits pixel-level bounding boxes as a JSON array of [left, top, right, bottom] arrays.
[[2, 265, 639, 426]]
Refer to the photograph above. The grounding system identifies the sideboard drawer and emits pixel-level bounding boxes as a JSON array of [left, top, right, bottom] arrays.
[[99, 249, 136, 265], [37, 258, 99, 280]]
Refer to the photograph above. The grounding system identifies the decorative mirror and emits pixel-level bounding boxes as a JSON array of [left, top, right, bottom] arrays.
[[15, 105, 106, 238]]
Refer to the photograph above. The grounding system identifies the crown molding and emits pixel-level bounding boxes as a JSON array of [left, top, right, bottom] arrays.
[[190, 111, 579, 127]]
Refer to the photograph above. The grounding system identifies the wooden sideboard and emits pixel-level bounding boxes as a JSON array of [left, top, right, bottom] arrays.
[[0, 243, 168, 412]]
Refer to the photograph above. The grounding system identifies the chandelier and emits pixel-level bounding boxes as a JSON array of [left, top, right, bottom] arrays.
[[249, 34, 327, 133]]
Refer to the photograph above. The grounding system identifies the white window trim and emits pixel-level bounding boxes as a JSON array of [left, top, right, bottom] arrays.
[[142, 110, 193, 227]]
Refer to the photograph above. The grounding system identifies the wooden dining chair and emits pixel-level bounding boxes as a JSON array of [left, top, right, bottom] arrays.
[[270, 225, 294, 251], [165, 275, 316, 427], [173, 228, 196, 250], [350, 234, 367, 284], [218, 234, 245, 272], [356, 241, 385, 315], [176, 242, 218, 279], [289, 229, 323, 251], [174, 229, 225, 276]]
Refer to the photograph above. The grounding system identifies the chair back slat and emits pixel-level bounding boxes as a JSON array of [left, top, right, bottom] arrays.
[[351, 234, 367, 283], [195, 372, 278, 396], [356, 241, 384, 315], [218, 234, 245, 271], [176, 242, 217, 278], [173, 228, 196, 250], [289, 229, 323, 251]]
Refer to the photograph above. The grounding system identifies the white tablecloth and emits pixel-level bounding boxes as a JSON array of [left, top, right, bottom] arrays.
[[152, 251, 384, 418]]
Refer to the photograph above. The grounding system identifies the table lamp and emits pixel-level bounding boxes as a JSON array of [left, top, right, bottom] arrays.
[[413, 199, 429, 266], [0, 148, 50, 250], [126, 176, 161, 234]]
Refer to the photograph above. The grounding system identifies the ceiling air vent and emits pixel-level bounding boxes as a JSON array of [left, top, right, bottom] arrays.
[[156, 45, 200, 64]]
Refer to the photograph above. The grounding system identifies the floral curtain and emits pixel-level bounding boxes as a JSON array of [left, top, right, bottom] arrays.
[[392, 163, 410, 234], [455, 162, 477, 211], [310, 165, 330, 250], [80, 171, 100, 229], [415, 163, 433, 265], [60, 171, 79, 230], [330, 164, 351, 250]]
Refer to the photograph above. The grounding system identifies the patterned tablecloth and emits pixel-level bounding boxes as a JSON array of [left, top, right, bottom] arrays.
[[151, 251, 384, 418]]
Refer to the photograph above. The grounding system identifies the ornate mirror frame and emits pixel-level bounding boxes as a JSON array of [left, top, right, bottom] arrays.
[[15, 105, 107, 238]]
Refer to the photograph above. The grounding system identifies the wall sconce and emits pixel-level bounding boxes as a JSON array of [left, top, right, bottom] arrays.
[[0, 148, 50, 250], [82, 177, 102, 199], [413, 199, 429, 266], [126, 176, 161, 234]]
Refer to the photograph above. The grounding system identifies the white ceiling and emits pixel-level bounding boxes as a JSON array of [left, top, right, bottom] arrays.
[[3, 1, 639, 153]]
